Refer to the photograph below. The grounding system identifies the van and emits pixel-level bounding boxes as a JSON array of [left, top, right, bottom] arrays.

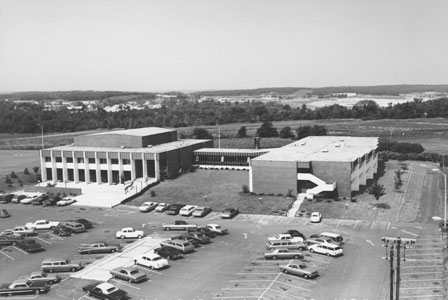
[[41, 258, 83, 272], [63, 221, 86, 233], [318, 232, 344, 245], [179, 205, 198, 216], [160, 239, 195, 253], [309, 243, 343, 257], [265, 240, 307, 251]]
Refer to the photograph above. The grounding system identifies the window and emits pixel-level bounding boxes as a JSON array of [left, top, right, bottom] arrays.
[[55, 157, 62, 163], [122, 159, 131, 165], [99, 158, 107, 164], [111, 159, 118, 164], [88, 158, 95, 164], [66, 157, 73, 163], [77, 158, 84, 164], [45, 157, 51, 162]]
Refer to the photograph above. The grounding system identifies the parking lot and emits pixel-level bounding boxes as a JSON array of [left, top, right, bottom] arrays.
[[0, 203, 444, 300]]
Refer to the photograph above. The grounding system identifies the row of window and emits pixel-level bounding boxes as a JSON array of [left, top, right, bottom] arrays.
[[44, 157, 131, 165]]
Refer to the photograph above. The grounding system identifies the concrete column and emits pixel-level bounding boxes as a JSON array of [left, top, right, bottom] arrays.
[[84, 152, 90, 183], [131, 156, 136, 180], [142, 153, 147, 179], [73, 151, 79, 183], [62, 153, 68, 182], [154, 154, 160, 181], [107, 152, 112, 185], [51, 151, 57, 182], [95, 153, 101, 184], [119, 154, 124, 184], [40, 150, 47, 182], [249, 166, 253, 192]]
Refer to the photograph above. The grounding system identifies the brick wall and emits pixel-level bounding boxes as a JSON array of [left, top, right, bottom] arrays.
[[75, 134, 142, 148], [251, 160, 297, 196], [311, 161, 352, 197]]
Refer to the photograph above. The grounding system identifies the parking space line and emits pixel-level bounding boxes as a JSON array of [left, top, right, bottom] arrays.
[[110, 279, 141, 290], [387, 222, 391, 230], [35, 236, 52, 245], [401, 271, 443, 275], [258, 272, 282, 300], [221, 287, 265, 290], [0, 250, 14, 260], [280, 272, 318, 284], [401, 278, 445, 282], [400, 230, 419, 236], [134, 265, 162, 275], [397, 294, 444, 298], [336, 220, 341, 227], [41, 232, 63, 240], [213, 296, 259, 299], [244, 266, 279, 269], [276, 280, 311, 291], [354, 220, 359, 228], [11, 246, 28, 255], [401, 286, 445, 290], [237, 272, 278, 275], [401, 265, 443, 269], [230, 280, 271, 282], [269, 288, 306, 300], [371, 221, 376, 229]]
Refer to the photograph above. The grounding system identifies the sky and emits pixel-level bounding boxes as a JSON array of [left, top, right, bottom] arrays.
[[1, 0, 448, 92]]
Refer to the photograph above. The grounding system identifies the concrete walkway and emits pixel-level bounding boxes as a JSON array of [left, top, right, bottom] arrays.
[[286, 193, 307, 217]]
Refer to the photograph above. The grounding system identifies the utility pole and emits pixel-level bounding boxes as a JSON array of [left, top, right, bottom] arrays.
[[396, 238, 401, 300], [389, 246, 394, 300]]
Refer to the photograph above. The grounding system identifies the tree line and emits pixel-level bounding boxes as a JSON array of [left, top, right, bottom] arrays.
[[1, 97, 448, 134]]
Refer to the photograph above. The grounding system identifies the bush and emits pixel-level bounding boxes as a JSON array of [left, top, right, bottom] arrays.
[[5, 176, 11, 184], [33, 166, 40, 174], [10, 171, 17, 179], [150, 190, 156, 197], [374, 203, 391, 209], [24, 168, 29, 175], [241, 185, 249, 194]]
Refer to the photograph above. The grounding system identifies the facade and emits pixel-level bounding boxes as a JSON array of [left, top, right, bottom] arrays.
[[40, 127, 212, 184], [249, 136, 378, 198], [193, 148, 271, 168]]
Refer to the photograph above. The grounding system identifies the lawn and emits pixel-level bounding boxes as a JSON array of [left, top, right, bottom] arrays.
[[128, 169, 295, 215], [298, 160, 441, 221]]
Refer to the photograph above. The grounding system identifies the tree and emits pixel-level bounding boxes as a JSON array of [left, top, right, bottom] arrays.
[[24, 168, 29, 175], [394, 169, 403, 191], [310, 125, 328, 136], [368, 182, 386, 200], [256, 121, 278, 138], [10, 171, 17, 178], [33, 166, 40, 174], [237, 126, 247, 138], [296, 126, 311, 140], [279, 126, 294, 139], [193, 127, 213, 139]]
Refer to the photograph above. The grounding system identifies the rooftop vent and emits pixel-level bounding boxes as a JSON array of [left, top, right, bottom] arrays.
[[339, 138, 344, 142], [147, 145, 153, 148], [334, 143, 341, 147], [120, 146, 125, 149], [322, 148, 328, 152], [300, 141, 306, 146]]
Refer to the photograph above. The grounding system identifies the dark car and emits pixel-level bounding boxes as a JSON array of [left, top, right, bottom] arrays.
[[16, 238, 45, 253], [221, 208, 239, 219], [82, 282, 128, 300], [284, 230, 306, 240], [166, 204, 185, 216], [154, 246, 183, 260], [170, 235, 201, 247], [0, 209, 10, 218], [73, 218, 94, 229], [43, 196, 60, 207], [53, 224, 72, 236], [0, 194, 14, 204], [0, 235, 24, 247], [31, 195, 49, 205], [188, 226, 217, 238]]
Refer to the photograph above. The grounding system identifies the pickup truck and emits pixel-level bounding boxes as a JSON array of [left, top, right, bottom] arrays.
[[0, 279, 50, 296], [78, 242, 121, 254], [268, 233, 304, 243], [162, 220, 198, 231], [25, 220, 59, 230]]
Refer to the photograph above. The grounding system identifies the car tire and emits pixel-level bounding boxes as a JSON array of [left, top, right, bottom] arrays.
[[87, 291, 91, 296], [272, 256, 277, 260], [111, 249, 116, 253], [326, 253, 330, 256], [128, 278, 132, 282], [293, 255, 300, 259], [120, 235, 125, 240], [137, 235, 142, 239], [310, 249, 314, 253], [49, 269, 54, 273], [283, 270, 288, 274], [48, 280, 54, 284], [12, 242, 16, 246], [50, 226, 55, 230], [71, 267, 76, 272], [304, 274, 309, 279]]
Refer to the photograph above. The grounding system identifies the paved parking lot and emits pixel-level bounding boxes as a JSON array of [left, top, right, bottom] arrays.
[[0, 203, 444, 300]]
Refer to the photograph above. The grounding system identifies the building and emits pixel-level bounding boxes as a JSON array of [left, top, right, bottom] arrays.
[[40, 127, 212, 185], [249, 136, 378, 198]]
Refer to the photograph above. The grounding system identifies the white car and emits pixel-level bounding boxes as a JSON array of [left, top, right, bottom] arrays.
[[57, 197, 76, 206], [155, 203, 170, 212], [179, 205, 198, 216], [308, 243, 343, 257], [12, 226, 36, 236], [115, 227, 146, 239], [135, 252, 169, 270], [138, 202, 158, 212], [20, 195, 38, 204], [310, 212, 322, 223], [25, 220, 59, 230], [268, 233, 304, 243], [205, 224, 228, 235]]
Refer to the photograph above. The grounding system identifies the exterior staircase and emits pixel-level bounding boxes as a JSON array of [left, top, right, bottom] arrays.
[[297, 173, 336, 196]]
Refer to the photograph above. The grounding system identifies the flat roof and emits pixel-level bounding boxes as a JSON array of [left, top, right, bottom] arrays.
[[252, 136, 378, 162], [85, 127, 176, 137], [194, 148, 274, 154], [46, 139, 210, 154]]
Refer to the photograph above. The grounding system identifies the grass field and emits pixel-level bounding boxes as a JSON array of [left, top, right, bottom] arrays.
[[128, 169, 294, 215]]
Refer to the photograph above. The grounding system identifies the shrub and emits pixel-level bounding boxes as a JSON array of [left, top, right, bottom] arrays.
[[286, 189, 295, 198], [18, 179, 23, 187], [351, 198, 357, 202], [33, 166, 40, 174], [150, 190, 156, 197], [241, 185, 249, 194], [5, 176, 11, 184], [277, 193, 283, 196], [374, 203, 391, 209], [24, 168, 29, 175], [10, 171, 17, 179]]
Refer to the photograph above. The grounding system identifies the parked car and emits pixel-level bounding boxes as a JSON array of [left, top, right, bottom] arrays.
[[0, 194, 14, 204], [283, 229, 306, 240], [0, 235, 24, 247], [160, 239, 195, 253], [153, 246, 183, 260], [41, 258, 83, 272], [318, 232, 344, 245], [190, 226, 217, 238], [25, 220, 59, 230], [20, 196, 36, 204], [11, 194, 26, 204], [179, 205, 198, 216], [63, 221, 86, 233], [266, 240, 307, 251], [178, 232, 210, 244], [268, 233, 304, 243], [205, 224, 228, 235], [170, 235, 201, 247], [73, 218, 94, 229], [18, 271, 61, 285], [310, 212, 322, 223], [134, 252, 169, 269], [192, 206, 212, 217], [155, 203, 170, 212], [221, 208, 239, 219], [264, 248, 304, 260], [12, 226, 36, 236], [305, 237, 335, 246], [56, 198, 76, 206], [17, 239, 45, 253], [31, 195, 49, 205], [42, 197, 60, 207], [109, 266, 147, 283], [0, 209, 10, 218], [138, 201, 158, 212], [0, 278, 50, 296], [279, 263, 319, 279], [115, 227, 145, 239], [308, 243, 343, 257], [166, 204, 185, 215], [52, 224, 72, 236], [78, 242, 121, 254], [82, 282, 128, 300]]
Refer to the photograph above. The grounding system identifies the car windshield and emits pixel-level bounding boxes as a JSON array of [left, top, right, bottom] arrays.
[[215, 226, 221, 229], [153, 256, 161, 261], [129, 269, 139, 274], [106, 287, 117, 293]]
